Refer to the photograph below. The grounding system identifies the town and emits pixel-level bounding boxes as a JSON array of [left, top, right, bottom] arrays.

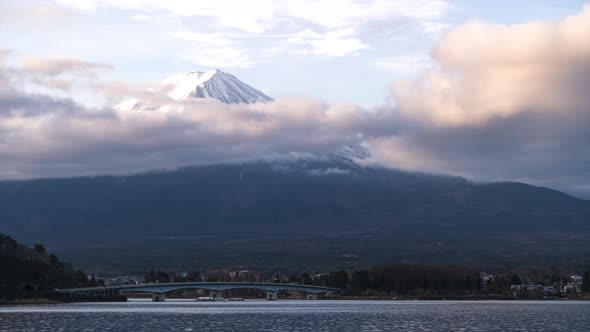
[[89, 267, 590, 301]]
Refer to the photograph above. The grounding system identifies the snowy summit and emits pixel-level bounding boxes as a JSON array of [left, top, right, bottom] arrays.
[[116, 69, 273, 111], [163, 69, 273, 104]]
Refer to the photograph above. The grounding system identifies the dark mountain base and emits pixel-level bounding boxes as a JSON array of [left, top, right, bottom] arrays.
[[1, 161, 588, 272], [57, 228, 590, 272]]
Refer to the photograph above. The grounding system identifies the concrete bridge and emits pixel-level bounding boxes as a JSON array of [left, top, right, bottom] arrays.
[[54, 282, 341, 301]]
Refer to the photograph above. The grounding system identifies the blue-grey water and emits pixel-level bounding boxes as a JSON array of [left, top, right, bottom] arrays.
[[1, 299, 589, 331]]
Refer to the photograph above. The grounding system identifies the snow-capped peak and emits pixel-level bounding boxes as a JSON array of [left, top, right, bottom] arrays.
[[116, 69, 273, 111], [161, 70, 219, 101]]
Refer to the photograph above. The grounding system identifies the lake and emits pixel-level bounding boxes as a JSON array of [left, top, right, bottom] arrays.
[[1, 299, 589, 331]]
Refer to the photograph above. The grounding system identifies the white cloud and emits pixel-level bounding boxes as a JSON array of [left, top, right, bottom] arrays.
[[22, 56, 112, 77], [288, 29, 369, 57], [180, 48, 256, 68], [54, 0, 450, 33], [130, 14, 150, 21], [374, 54, 433, 76], [0, 2, 73, 24], [392, 5, 590, 126], [54, 0, 285, 33], [172, 30, 233, 46], [418, 21, 452, 35], [288, 0, 450, 31], [53, 0, 98, 11], [50, 0, 451, 62]]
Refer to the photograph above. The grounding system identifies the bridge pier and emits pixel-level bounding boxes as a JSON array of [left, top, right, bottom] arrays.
[[306, 293, 318, 300], [152, 293, 166, 302], [266, 291, 278, 301], [209, 291, 221, 300]]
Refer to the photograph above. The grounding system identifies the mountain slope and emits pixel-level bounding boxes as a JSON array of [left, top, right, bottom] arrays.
[[116, 69, 273, 111], [0, 159, 588, 271]]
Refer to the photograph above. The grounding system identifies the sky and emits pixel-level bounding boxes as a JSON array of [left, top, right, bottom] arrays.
[[1, 0, 586, 106], [0, 0, 589, 198]]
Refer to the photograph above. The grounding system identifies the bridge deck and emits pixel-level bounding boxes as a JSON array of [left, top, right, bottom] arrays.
[[55, 282, 341, 295]]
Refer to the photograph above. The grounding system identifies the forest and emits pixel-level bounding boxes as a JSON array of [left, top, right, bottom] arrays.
[[0, 233, 100, 300]]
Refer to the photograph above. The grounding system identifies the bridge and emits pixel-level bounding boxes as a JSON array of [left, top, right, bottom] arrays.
[[54, 282, 342, 301]]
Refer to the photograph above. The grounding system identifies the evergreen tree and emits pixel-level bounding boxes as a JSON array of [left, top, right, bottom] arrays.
[[510, 273, 522, 285], [0, 234, 18, 251], [34, 244, 46, 255], [349, 270, 370, 293], [33, 244, 47, 262], [328, 271, 349, 290], [49, 253, 59, 265], [582, 270, 590, 293], [301, 273, 313, 285], [475, 272, 482, 291]]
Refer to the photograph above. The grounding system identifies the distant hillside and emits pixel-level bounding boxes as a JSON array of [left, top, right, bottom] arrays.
[[0, 160, 588, 271]]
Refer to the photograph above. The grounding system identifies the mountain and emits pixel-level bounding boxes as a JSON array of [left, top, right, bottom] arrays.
[[116, 69, 273, 111], [0, 156, 588, 272]]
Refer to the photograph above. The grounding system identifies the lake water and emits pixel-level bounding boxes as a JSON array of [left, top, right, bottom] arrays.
[[1, 299, 589, 331]]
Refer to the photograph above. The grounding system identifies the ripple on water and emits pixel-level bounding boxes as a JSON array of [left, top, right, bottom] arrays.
[[0, 300, 589, 332]]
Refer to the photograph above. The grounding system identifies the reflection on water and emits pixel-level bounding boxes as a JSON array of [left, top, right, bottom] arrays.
[[1, 299, 589, 332]]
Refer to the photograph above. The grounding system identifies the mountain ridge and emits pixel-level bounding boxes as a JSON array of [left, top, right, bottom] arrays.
[[116, 69, 273, 111]]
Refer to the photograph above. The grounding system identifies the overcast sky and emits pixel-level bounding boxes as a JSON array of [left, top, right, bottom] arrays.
[[1, 0, 589, 198]]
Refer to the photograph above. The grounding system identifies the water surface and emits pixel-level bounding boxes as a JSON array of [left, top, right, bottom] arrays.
[[1, 299, 589, 331]]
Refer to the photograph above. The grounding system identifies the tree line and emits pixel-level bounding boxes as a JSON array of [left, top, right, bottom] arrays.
[[307, 265, 482, 296], [142, 263, 590, 297], [309, 265, 590, 296]]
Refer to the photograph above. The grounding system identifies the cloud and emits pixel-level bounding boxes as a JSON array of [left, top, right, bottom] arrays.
[[392, 5, 590, 126], [365, 108, 590, 197], [287, 0, 450, 31], [0, 94, 377, 179], [50, 0, 451, 63], [0, 2, 73, 24], [0, 56, 379, 179], [7, 56, 114, 94], [172, 31, 233, 47], [288, 29, 370, 57], [54, 0, 287, 33], [1, 4, 590, 199], [180, 48, 256, 68], [374, 54, 433, 76], [54, 0, 450, 33], [130, 14, 150, 21], [365, 5, 590, 196], [22, 57, 112, 77], [0, 49, 13, 62]]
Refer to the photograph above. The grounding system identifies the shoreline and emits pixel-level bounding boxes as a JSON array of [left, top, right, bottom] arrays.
[[0, 299, 62, 306]]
